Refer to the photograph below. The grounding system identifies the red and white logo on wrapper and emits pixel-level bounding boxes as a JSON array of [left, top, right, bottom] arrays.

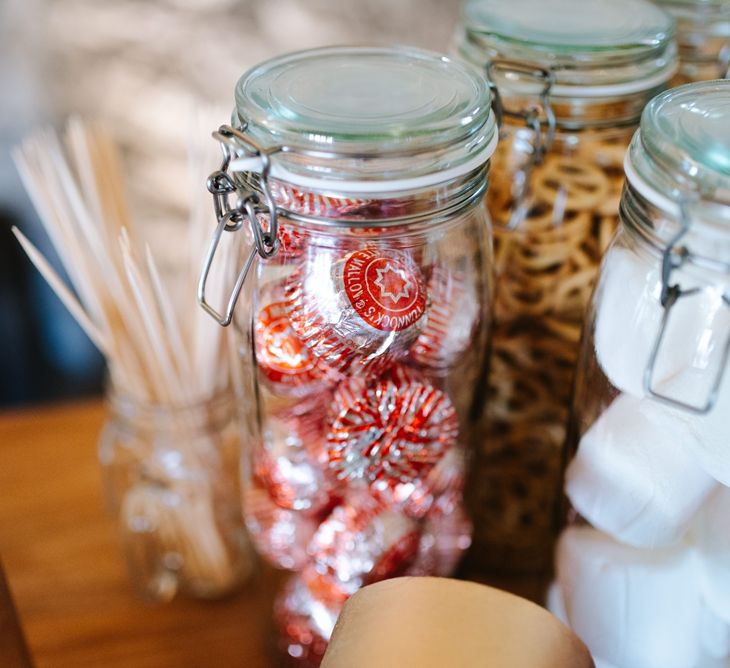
[[343, 248, 426, 332]]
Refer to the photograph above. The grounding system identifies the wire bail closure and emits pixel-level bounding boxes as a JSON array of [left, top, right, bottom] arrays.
[[485, 59, 556, 230], [197, 124, 281, 327], [643, 199, 730, 414]]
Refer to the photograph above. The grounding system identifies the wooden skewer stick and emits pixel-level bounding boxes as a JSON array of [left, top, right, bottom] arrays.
[[12, 227, 110, 358], [12, 121, 249, 599]]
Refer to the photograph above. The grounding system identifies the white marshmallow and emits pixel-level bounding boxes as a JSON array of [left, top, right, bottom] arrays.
[[546, 581, 568, 626], [556, 526, 703, 668], [695, 486, 730, 626], [566, 393, 717, 548], [701, 602, 730, 660], [657, 371, 730, 487], [546, 582, 622, 668], [594, 246, 729, 400], [593, 660, 620, 668], [698, 656, 730, 668]]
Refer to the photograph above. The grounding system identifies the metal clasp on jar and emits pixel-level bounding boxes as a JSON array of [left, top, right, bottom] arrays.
[[197, 125, 281, 327], [644, 198, 730, 414], [485, 59, 556, 230]]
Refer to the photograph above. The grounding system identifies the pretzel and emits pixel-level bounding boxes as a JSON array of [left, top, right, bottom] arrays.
[[532, 157, 611, 212], [522, 210, 593, 244], [473, 130, 629, 570]]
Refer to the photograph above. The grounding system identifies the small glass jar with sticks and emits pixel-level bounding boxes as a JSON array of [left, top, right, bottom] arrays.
[[12, 119, 255, 601]]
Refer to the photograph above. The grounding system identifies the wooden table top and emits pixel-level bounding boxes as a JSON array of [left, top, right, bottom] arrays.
[[0, 399, 547, 668], [0, 400, 285, 668]]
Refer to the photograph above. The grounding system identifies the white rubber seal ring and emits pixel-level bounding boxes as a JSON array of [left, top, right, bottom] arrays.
[[230, 132, 498, 194], [550, 60, 678, 98], [624, 151, 681, 216]]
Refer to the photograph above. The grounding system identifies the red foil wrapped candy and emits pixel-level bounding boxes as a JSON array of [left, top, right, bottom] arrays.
[[243, 479, 319, 571], [303, 499, 420, 605], [377, 446, 466, 518], [407, 491, 473, 577], [255, 300, 337, 396], [270, 181, 367, 220], [327, 366, 459, 484], [285, 247, 427, 375], [411, 266, 479, 371], [253, 416, 334, 515], [274, 576, 341, 667]]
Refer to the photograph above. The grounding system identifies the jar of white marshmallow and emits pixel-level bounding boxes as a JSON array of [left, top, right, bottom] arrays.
[[551, 79, 730, 668]]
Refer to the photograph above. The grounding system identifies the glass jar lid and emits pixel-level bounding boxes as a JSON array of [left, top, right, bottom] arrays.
[[655, 0, 730, 39], [623, 80, 730, 274], [654, 0, 730, 77], [232, 46, 496, 192], [627, 79, 730, 208], [458, 0, 677, 95]]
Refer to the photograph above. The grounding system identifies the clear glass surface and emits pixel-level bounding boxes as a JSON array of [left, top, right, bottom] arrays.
[[231, 189, 492, 663], [224, 46, 495, 665], [553, 78, 730, 668], [476, 122, 633, 573], [463, 0, 673, 52], [98, 390, 255, 601], [237, 47, 488, 145], [635, 80, 730, 196], [454, 0, 678, 575], [554, 222, 730, 668], [234, 46, 496, 183], [458, 0, 677, 93], [655, 0, 730, 84]]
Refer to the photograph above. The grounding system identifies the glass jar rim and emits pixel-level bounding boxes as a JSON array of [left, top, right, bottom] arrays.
[[458, 0, 677, 95], [655, 0, 730, 44], [625, 79, 730, 211], [621, 80, 730, 272], [231, 46, 497, 191], [105, 386, 234, 428]]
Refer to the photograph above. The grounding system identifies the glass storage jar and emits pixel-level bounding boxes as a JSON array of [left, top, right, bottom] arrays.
[[553, 80, 730, 668], [456, 0, 678, 574], [197, 46, 497, 665], [98, 388, 254, 601], [654, 0, 730, 83]]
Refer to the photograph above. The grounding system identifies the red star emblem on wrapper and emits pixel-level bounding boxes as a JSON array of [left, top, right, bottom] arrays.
[[339, 248, 427, 333], [373, 263, 412, 304]]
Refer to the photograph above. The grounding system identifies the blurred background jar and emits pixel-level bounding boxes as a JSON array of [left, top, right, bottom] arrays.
[[455, 0, 678, 575], [98, 387, 255, 602], [554, 80, 730, 668], [653, 0, 730, 83], [198, 46, 496, 665]]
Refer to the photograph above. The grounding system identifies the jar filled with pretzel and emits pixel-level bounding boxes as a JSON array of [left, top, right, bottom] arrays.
[[198, 47, 497, 665], [654, 0, 730, 83], [457, 0, 678, 574]]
